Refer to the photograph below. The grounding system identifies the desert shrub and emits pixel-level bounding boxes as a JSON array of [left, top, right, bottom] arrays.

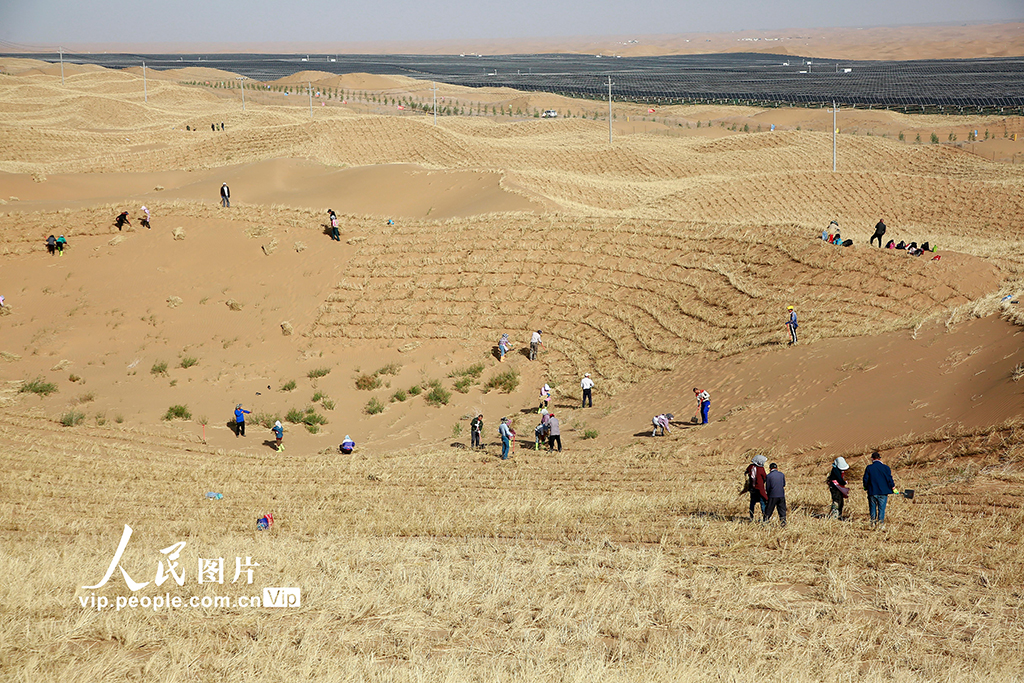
[[180, 356, 199, 369], [454, 377, 473, 393], [355, 374, 382, 390], [931, 133, 939, 144], [485, 368, 520, 393], [449, 363, 484, 379], [114, 414, 124, 424], [151, 361, 168, 376], [287, 406, 327, 427], [365, 397, 385, 415], [312, 390, 326, 403], [75, 392, 96, 404], [307, 366, 331, 379], [391, 389, 407, 402], [452, 423, 463, 438], [408, 384, 422, 396], [20, 378, 58, 396], [322, 399, 335, 411], [281, 380, 297, 391], [60, 410, 85, 427], [68, 373, 81, 383], [582, 429, 599, 440], [375, 363, 401, 376], [164, 405, 192, 421], [426, 385, 452, 406], [427, 378, 442, 390], [252, 412, 281, 429]]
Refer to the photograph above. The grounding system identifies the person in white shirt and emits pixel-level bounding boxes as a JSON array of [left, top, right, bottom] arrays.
[[693, 387, 710, 425], [580, 373, 594, 408], [530, 330, 542, 360]]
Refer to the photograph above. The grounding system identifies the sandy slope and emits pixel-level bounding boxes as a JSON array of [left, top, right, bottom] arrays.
[[0, 59, 1022, 463]]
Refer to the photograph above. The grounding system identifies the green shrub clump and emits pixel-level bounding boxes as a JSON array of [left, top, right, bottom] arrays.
[[164, 405, 192, 421], [20, 377, 58, 396], [484, 368, 520, 393]]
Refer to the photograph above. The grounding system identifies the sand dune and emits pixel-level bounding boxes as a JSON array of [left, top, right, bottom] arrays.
[[2, 52, 1024, 680]]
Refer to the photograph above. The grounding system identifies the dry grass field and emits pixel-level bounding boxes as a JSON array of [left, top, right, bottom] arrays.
[[1, 57, 1024, 681]]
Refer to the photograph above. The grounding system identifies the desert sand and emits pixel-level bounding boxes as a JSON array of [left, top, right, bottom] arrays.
[[1, 55, 1024, 680]]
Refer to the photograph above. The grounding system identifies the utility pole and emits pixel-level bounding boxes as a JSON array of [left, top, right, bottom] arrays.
[[828, 100, 838, 172], [59, 48, 64, 86], [607, 76, 613, 144], [142, 61, 147, 103], [432, 81, 437, 125], [308, 81, 313, 118], [238, 77, 246, 112]]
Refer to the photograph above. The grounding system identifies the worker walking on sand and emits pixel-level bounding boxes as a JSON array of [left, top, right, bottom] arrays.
[[220, 182, 231, 208], [115, 211, 131, 231], [328, 209, 340, 241], [863, 451, 897, 525], [272, 420, 284, 452], [530, 330, 543, 361], [763, 463, 787, 526], [694, 387, 710, 425], [234, 403, 250, 437], [539, 384, 551, 411], [55, 234, 67, 256], [580, 373, 594, 408], [140, 206, 151, 229], [870, 218, 887, 248], [786, 306, 798, 346]]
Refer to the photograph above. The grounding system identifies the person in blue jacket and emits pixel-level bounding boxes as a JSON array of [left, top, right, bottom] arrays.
[[863, 451, 897, 525], [234, 404, 251, 437], [272, 420, 284, 452]]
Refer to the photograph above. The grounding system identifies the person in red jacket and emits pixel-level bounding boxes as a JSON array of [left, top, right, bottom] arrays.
[[745, 454, 768, 520]]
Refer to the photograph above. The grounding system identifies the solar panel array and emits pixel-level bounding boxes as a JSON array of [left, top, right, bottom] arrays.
[[10, 51, 1024, 112]]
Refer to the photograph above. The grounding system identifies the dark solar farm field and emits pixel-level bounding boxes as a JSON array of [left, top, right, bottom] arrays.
[[14, 51, 1024, 112]]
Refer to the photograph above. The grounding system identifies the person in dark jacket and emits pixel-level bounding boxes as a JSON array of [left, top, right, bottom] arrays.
[[220, 182, 231, 208], [745, 454, 768, 520], [827, 456, 851, 519], [115, 211, 131, 231], [871, 218, 887, 247], [46, 234, 57, 255], [863, 451, 896, 524], [763, 462, 786, 526], [470, 414, 483, 449]]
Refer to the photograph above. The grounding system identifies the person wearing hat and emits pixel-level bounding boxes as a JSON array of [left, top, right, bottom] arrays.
[[827, 457, 851, 519], [693, 387, 710, 425], [871, 218, 887, 248], [763, 462, 787, 527], [56, 234, 67, 256], [340, 435, 355, 454], [745, 454, 769, 521], [786, 305, 798, 345], [498, 417, 514, 460], [220, 182, 230, 208], [272, 421, 284, 452], [530, 330, 543, 361], [547, 412, 561, 452], [580, 373, 594, 408], [863, 451, 896, 525], [233, 403, 250, 437]]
